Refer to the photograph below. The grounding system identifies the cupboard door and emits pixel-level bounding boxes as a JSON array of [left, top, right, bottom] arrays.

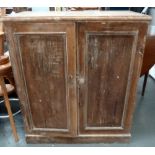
[[77, 22, 144, 135], [7, 22, 77, 137]]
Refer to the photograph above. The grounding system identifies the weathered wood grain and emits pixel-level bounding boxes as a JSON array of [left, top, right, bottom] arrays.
[[3, 11, 150, 143]]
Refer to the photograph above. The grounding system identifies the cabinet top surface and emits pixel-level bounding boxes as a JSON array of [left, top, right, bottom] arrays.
[[2, 11, 151, 22]]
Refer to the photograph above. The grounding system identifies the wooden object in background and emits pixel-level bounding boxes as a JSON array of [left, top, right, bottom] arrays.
[[67, 7, 100, 11], [0, 32, 4, 55], [0, 55, 19, 142], [0, 8, 6, 56], [3, 11, 150, 143], [13, 7, 28, 13], [140, 35, 155, 96], [141, 36, 155, 76]]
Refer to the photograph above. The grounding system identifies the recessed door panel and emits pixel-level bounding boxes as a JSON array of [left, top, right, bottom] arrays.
[[19, 33, 68, 129]]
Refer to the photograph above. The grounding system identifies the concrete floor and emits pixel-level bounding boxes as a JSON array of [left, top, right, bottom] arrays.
[[0, 76, 155, 147]]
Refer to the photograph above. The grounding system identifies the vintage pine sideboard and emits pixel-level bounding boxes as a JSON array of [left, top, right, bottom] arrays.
[[2, 11, 151, 143]]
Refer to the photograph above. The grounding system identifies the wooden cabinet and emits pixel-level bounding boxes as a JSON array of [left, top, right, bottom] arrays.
[[3, 11, 150, 143]]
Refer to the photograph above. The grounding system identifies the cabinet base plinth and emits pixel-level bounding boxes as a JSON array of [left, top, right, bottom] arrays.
[[26, 134, 131, 144]]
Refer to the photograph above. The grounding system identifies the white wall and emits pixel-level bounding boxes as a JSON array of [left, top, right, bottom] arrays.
[[150, 65, 155, 79]]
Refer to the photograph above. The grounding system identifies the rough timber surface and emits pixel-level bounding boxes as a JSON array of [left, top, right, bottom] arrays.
[[2, 11, 151, 22]]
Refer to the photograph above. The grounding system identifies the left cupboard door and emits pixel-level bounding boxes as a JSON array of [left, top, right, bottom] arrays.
[[5, 22, 77, 138]]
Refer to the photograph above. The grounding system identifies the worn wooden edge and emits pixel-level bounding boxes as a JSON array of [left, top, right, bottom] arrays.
[[1, 17, 151, 23], [1, 11, 151, 22], [26, 134, 131, 144]]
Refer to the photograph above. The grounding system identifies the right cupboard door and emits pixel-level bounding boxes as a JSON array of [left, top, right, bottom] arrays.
[[77, 22, 147, 135]]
